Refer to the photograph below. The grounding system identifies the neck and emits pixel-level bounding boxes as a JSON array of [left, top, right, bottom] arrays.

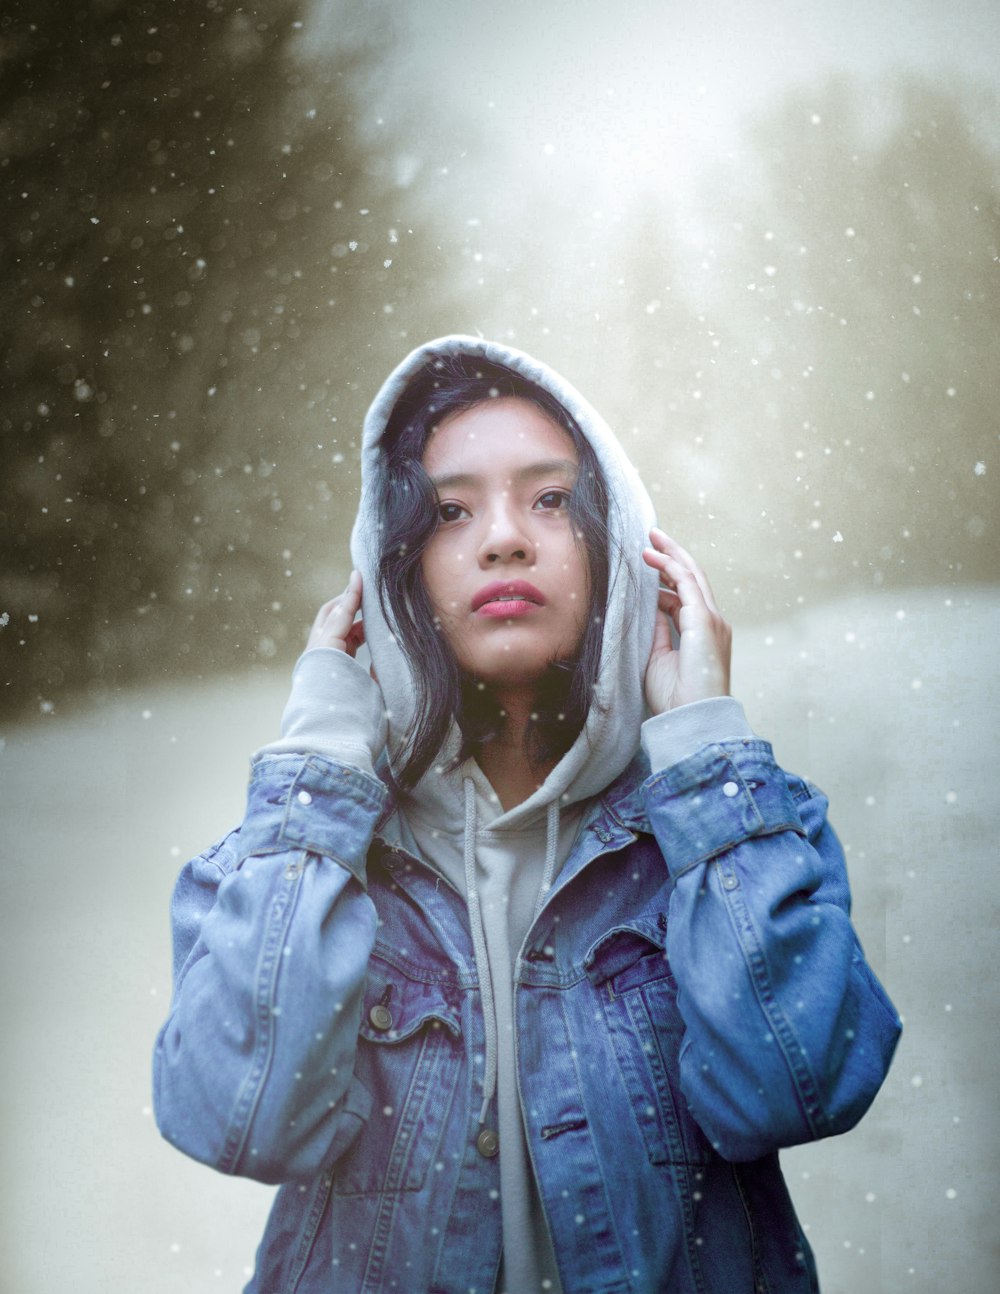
[[474, 685, 554, 812]]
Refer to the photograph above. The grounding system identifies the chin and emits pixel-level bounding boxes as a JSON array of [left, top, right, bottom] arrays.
[[451, 626, 584, 691], [460, 649, 575, 692]]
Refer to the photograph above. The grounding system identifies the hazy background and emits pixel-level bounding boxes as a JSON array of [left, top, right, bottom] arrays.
[[1, 0, 998, 1290]]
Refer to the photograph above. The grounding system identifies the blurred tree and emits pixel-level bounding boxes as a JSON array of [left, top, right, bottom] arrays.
[[689, 77, 1000, 605], [0, 0, 453, 716]]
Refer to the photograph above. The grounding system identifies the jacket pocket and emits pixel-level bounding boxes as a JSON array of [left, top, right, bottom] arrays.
[[588, 921, 713, 1166], [333, 958, 462, 1196]]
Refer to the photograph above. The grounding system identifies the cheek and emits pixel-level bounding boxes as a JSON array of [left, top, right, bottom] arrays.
[[420, 545, 462, 621], [419, 544, 444, 606], [562, 537, 591, 599]]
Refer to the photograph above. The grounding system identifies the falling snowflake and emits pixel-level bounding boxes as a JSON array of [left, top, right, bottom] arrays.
[[974, 461, 986, 476]]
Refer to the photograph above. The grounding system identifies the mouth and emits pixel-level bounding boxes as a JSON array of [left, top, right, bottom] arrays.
[[471, 580, 546, 613]]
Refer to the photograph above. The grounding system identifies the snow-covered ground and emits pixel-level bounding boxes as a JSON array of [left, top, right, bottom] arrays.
[[1, 584, 996, 1293]]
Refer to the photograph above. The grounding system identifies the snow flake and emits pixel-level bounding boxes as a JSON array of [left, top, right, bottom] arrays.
[[974, 461, 986, 476]]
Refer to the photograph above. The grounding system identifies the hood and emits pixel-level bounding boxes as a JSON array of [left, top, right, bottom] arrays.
[[349, 334, 659, 834]]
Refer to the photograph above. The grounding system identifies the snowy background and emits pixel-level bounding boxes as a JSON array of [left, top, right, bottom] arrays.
[[2, 0, 999, 1289]]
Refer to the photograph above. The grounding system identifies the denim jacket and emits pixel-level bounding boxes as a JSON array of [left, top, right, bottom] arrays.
[[153, 736, 901, 1294]]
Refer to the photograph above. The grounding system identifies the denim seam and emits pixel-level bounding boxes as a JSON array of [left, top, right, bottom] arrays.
[[370, 943, 471, 991], [429, 996, 481, 1294], [714, 859, 827, 1140], [287, 1169, 334, 1292], [667, 820, 806, 879], [730, 1163, 772, 1294], [220, 862, 303, 1174], [553, 993, 632, 1294]]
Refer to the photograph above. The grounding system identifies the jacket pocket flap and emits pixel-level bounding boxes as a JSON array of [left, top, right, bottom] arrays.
[[584, 914, 670, 990], [358, 965, 462, 1043]]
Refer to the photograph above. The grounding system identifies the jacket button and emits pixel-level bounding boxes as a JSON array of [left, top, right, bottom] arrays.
[[369, 1004, 393, 1031], [476, 1128, 500, 1158]]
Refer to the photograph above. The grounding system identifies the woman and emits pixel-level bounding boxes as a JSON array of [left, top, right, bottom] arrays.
[[154, 335, 901, 1294]]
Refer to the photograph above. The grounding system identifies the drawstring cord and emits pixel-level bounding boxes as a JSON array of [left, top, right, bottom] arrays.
[[463, 776, 496, 1125], [533, 800, 560, 924], [463, 777, 561, 1126]]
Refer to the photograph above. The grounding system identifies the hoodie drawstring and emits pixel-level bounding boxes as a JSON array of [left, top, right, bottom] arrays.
[[462, 776, 561, 1126], [533, 800, 560, 924], [462, 776, 496, 1126]]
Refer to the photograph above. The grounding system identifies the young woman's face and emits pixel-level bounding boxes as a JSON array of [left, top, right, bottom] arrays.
[[420, 397, 591, 690]]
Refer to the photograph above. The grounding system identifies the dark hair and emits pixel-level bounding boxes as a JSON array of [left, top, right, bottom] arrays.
[[375, 352, 613, 790]]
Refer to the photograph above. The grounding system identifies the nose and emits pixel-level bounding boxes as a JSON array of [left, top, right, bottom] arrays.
[[477, 498, 535, 567]]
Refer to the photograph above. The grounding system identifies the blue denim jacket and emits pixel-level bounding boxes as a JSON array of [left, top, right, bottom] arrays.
[[153, 737, 901, 1294]]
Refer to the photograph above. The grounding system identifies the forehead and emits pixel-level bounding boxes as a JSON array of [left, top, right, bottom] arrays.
[[422, 396, 577, 479]]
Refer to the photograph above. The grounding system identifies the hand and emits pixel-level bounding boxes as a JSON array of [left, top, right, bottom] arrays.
[[306, 570, 366, 657], [641, 528, 732, 715]]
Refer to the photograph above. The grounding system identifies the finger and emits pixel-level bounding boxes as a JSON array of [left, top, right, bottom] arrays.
[[344, 618, 366, 652], [657, 586, 685, 641], [309, 572, 362, 648], [312, 597, 341, 631], [326, 571, 362, 630], [649, 529, 723, 616], [643, 547, 701, 603]]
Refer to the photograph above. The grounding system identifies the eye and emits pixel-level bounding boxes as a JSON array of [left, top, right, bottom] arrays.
[[436, 501, 469, 524], [534, 489, 571, 512]]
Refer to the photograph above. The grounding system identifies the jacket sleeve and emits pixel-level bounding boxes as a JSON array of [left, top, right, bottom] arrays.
[[641, 736, 902, 1162], [152, 753, 388, 1185]]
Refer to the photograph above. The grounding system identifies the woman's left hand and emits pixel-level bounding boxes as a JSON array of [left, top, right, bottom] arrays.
[[641, 528, 732, 715]]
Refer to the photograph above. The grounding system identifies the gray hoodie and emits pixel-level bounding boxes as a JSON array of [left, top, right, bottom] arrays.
[[258, 335, 755, 1293]]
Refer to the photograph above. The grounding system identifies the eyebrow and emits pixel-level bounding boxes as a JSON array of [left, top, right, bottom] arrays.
[[429, 458, 579, 492]]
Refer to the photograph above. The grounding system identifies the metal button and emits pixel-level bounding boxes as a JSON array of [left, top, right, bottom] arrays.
[[722, 781, 739, 797], [476, 1128, 500, 1158], [297, 789, 312, 806], [723, 874, 739, 890], [368, 1003, 393, 1031]]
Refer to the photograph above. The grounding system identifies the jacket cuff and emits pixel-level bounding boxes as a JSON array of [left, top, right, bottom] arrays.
[[239, 755, 388, 887], [642, 740, 806, 878], [252, 648, 388, 776], [640, 696, 756, 772]]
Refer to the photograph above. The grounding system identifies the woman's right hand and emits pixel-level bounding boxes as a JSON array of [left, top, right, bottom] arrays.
[[306, 569, 365, 656]]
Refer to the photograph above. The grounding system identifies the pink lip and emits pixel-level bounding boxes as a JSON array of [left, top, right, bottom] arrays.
[[472, 580, 546, 613]]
